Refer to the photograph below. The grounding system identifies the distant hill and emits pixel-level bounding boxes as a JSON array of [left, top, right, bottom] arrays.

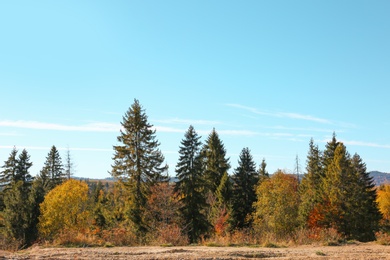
[[369, 171, 390, 186]]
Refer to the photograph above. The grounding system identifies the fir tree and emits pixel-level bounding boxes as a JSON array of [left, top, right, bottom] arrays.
[[348, 153, 381, 241], [2, 149, 33, 247], [258, 158, 269, 180], [0, 147, 19, 191], [298, 138, 324, 226], [111, 99, 168, 237], [40, 146, 65, 192], [202, 128, 230, 194], [64, 148, 75, 179], [175, 125, 210, 243], [231, 147, 258, 229]]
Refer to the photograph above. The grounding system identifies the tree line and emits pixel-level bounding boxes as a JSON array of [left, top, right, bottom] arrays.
[[0, 99, 388, 249]]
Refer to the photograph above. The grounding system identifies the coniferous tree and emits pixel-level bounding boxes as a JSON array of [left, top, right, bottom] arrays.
[[298, 138, 323, 226], [348, 153, 381, 241], [40, 146, 65, 192], [258, 158, 269, 180], [202, 128, 230, 194], [175, 125, 209, 243], [304, 136, 381, 241], [111, 99, 168, 237], [2, 149, 34, 247], [0, 147, 19, 191], [64, 148, 75, 179], [231, 147, 258, 229], [0, 147, 18, 211]]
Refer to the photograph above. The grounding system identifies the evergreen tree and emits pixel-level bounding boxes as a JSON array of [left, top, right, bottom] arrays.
[[174, 125, 209, 243], [40, 146, 65, 192], [64, 148, 75, 179], [111, 99, 168, 237], [0, 147, 19, 191], [202, 128, 230, 194], [310, 137, 381, 241], [2, 149, 33, 247], [0, 148, 18, 211], [258, 158, 269, 180], [348, 153, 381, 241], [231, 147, 258, 229], [298, 138, 324, 226]]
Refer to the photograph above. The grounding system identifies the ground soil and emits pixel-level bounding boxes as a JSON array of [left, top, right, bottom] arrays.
[[1, 242, 390, 259]]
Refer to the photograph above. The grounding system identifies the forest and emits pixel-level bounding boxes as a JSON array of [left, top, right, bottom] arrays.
[[1, 99, 390, 250]]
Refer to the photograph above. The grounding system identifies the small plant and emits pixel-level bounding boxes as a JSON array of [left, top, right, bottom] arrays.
[[316, 251, 326, 256]]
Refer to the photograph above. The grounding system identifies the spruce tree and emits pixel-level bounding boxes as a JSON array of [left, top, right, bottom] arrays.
[[231, 147, 258, 229], [111, 99, 167, 237], [202, 128, 230, 194], [2, 149, 33, 247], [298, 138, 324, 226], [348, 153, 381, 241], [175, 125, 210, 243], [40, 145, 65, 192], [258, 158, 269, 180], [0, 147, 19, 191]]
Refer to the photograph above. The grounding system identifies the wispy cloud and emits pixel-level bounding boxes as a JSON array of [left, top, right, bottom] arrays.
[[0, 120, 119, 132], [341, 140, 390, 149], [227, 104, 332, 124], [0, 145, 112, 152], [153, 118, 221, 126]]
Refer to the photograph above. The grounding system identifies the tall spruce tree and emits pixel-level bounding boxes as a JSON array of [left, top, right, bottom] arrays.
[[202, 128, 230, 194], [298, 138, 324, 226], [231, 147, 258, 229], [111, 99, 167, 237], [175, 125, 210, 243], [2, 149, 34, 247], [40, 146, 65, 192], [348, 153, 381, 241], [0, 147, 19, 191]]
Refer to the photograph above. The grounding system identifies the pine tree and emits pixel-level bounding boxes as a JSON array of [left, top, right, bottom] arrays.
[[231, 147, 258, 229], [40, 145, 65, 192], [111, 99, 168, 237], [174, 125, 210, 243], [202, 128, 230, 194]]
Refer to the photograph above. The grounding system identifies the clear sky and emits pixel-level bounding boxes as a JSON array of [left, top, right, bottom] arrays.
[[1, 1, 389, 179]]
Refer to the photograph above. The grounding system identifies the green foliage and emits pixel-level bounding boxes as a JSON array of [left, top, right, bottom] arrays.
[[201, 128, 230, 194], [0, 149, 34, 248], [111, 99, 168, 238], [175, 125, 210, 243], [301, 135, 381, 241], [231, 147, 259, 229], [40, 146, 66, 193], [299, 138, 323, 225], [253, 170, 300, 238]]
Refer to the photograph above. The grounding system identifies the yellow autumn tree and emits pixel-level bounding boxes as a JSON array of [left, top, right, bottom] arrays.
[[377, 184, 390, 221], [38, 179, 90, 239], [253, 170, 299, 238]]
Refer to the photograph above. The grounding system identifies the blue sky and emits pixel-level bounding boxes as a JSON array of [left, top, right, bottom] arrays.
[[1, 1, 389, 179]]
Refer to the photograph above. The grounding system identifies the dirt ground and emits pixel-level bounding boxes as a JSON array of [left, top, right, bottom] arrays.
[[1, 242, 390, 259]]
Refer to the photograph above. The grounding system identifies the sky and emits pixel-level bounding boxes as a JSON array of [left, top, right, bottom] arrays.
[[0, 1, 389, 179]]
